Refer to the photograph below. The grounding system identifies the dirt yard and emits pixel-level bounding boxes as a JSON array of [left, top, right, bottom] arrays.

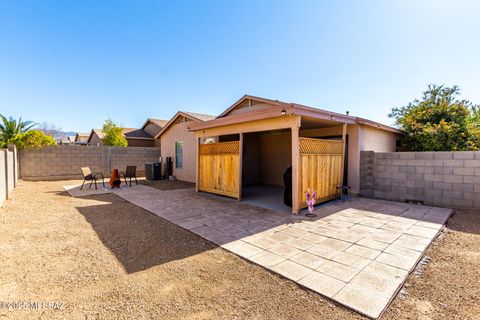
[[0, 181, 478, 320]]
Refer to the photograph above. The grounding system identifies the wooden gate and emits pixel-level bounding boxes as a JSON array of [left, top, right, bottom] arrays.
[[198, 141, 240, 199], [298, 137, 344, 209]]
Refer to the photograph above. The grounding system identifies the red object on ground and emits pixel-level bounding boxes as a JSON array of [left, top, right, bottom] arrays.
[[109, 169, 121, 188]]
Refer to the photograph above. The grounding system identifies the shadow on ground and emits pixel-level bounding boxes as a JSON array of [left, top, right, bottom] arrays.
[[76, 193, 216, 274], [444, 208, 480, 235]]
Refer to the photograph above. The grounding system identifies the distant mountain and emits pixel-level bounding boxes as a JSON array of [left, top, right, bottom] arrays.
[[62, 131, 77, 137], [38, 129, 77, 140]]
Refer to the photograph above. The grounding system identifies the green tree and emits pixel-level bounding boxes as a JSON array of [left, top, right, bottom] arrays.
[[102, 119, 128, 147], [11, 130, 56, 150], [389, 85, 480, 151], [0, 114, 37, 147]]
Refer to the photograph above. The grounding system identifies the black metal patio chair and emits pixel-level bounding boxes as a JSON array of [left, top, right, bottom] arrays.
[[80, 167, 105, 190], [120, 166, 137, 186]]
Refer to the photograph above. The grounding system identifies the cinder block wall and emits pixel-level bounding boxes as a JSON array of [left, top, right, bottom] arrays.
[[1, 147, 18, 205], [19, 145, 160, 180], [360, 151, 480, 208], [0, 152, 6, 205], [359, 151, 374, 197], [6, 151, 14, 194]]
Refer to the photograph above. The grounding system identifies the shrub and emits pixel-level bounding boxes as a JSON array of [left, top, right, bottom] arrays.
[[102, 119, 128, 147], [389, 85, 480, 151], [11, 130, 56, 150]]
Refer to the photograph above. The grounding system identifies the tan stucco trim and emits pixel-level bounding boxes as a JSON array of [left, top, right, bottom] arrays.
[[194, 115, 301, 138], [356, 117, 404, 134], [203, 94, 402, 136], [217, 94, 288, 118], [191, 102, 361, 132]]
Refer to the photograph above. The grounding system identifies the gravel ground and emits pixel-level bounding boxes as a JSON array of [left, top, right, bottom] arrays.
[[0, 180, 478, 320]]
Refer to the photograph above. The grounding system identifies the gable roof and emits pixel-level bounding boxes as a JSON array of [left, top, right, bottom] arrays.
[[182, 111, 216, 122], [154, 111, 215, 139], [217, 95, 288, 118], [123, 128, 153, 139], [87, 127, 153, 143], [191, 94, 403, 134], [87, 128, 104, 142], [141, 118, 169, 130], [75, 132, 89, 140]]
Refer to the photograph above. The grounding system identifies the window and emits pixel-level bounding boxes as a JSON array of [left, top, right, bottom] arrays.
[[175, 141, 184, 169]]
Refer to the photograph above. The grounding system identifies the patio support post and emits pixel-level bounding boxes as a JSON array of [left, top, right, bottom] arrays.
[[238, 133, 243, 201], [340, 123, 347, 188], [195, 136, 200, 192], [291, 120, 300, 214]]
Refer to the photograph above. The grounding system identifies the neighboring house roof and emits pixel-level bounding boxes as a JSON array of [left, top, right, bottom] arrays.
[[191, 94, 403, 134], [87, 127, 153, 144], [87, 129, 104, 143], [123, 128, 153, 140], [140, 118, 169, 138], [141, 118, 169, 129], [154, 111, 216, 139], [182, 111, 216, 122], [75, 132, 89, 141]]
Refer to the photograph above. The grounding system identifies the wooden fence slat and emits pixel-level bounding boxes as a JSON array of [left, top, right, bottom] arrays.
[[198, 141, 240, 199], [298, 138, 343, 209]]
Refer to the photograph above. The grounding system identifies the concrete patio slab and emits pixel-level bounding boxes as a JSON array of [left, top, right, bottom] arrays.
[[334, 284, 389, 319], [63, 184, 111, 196], [345, 244, 382, 260], [271, 260, 312, 281], [316, 259, 360, 282], [298, 271, 346, 298], [290, 251, 329, 269], [249, 250, 286, 267], [110, 185, 453, 319]]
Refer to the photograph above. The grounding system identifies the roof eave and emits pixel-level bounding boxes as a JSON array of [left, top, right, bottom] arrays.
[[190, 104, 358, 131], [154, 111, 203, 139], [125, 137, 154, 140], [217, 94, 290, 118], [190, 105, 293, 131], [356, 118, 404, 134]]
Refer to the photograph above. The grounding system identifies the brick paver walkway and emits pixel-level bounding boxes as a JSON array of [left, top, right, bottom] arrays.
[[68, 184, 452, 319]]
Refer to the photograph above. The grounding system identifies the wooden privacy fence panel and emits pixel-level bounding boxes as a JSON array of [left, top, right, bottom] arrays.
[[299, 137, 343, 154], [298, 138, 344, 208], [198, 141, 240, 199]]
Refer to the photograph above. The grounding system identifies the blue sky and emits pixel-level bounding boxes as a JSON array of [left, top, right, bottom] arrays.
[[1, 0, 479, 133]]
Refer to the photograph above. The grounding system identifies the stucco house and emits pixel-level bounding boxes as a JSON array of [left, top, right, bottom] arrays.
[[189, 95, 403, 213], [155, 111, 215, 182], [87, 128, 156, 147]]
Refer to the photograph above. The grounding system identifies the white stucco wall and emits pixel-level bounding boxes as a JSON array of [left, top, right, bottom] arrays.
[[360, 124, 400, 152]]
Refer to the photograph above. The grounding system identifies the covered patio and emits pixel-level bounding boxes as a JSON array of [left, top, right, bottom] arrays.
[[191, 96, 356, 214]]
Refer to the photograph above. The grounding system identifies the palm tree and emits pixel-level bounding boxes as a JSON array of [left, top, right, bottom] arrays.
[[0, 114, 37, 147]]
